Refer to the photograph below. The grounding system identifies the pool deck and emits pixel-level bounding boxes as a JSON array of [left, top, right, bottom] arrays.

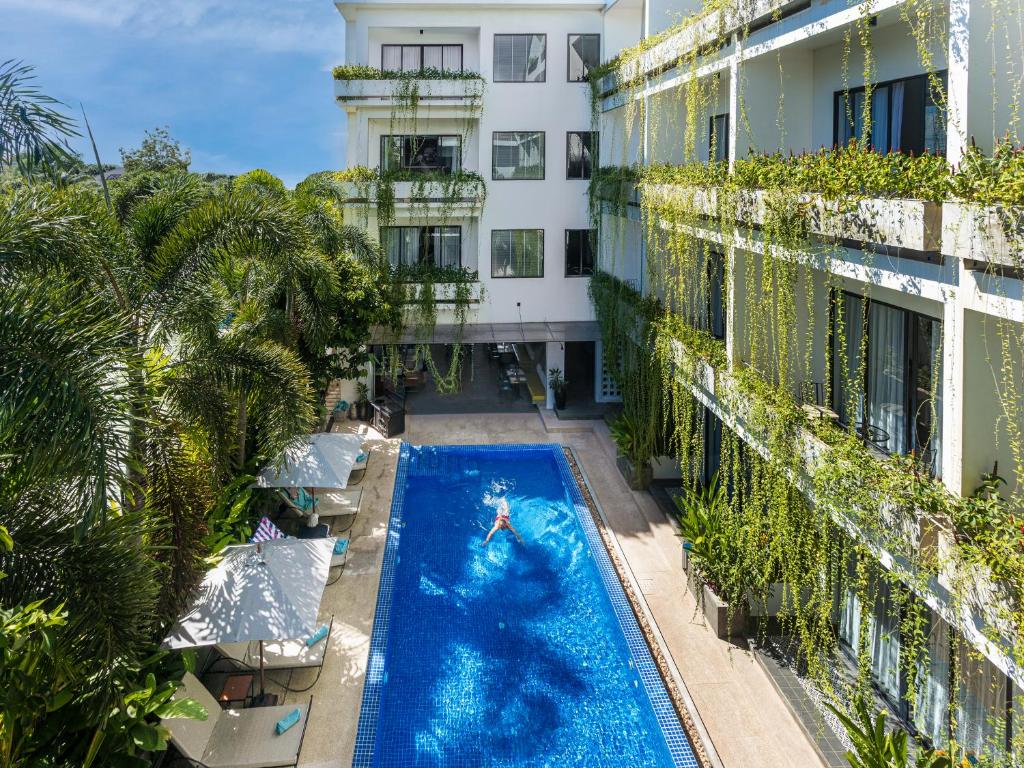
[[271, 412, 825, 768]]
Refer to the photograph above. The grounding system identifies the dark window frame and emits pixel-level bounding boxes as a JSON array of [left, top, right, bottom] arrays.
[[564, 229, 595, 277], [567, 33, 601, 82], [566, 131, 597, 180], [380, 225, 463, 269], [708, 113, 730, 163], [490, 228, 545, 278], [492, 33, 548, 83], [828, 288, 942, 473], [832, 70, 948, 154], [706, 249, 726, 339], [380, 43, 465, 74], [491, 130, 546, 181], [380, 134, 463, 174]]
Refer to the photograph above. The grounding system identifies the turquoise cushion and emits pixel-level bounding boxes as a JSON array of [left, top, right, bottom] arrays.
[[275, 709, 301, 735], [305, 625, 329, 647], [334, 538, 349, 556], [333, 400, 349, 413]]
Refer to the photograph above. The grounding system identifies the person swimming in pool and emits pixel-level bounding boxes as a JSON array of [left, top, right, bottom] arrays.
[[481, 497, 524, 546]]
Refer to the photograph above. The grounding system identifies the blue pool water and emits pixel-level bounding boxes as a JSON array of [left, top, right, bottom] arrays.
[[353, 444, 697, 768]]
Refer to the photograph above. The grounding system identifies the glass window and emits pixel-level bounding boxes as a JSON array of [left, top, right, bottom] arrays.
[[381, 135, 461, 174], [494, 34, 546, 82], [492, 131, 545, 180], [707, 250, 725, 339], [381, 226, 461, 269], [568, 33, 600, 82], [565, 229, 594, 276], [491, 229, 544, 278], [834, 71, 947, 155], [914, 611, 951, 749], [566, 131, 596, 180], [709, 113, 729, 163], [381, 44, 463, 74], [830, 291, 943, 473], [957, 647, 1009, 764]]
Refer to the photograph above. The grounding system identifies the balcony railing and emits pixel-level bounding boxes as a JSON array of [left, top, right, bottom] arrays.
[[333, 66, 484, 107]]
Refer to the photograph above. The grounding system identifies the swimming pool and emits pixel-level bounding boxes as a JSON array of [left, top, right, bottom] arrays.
[[353, 443, 698, 767]]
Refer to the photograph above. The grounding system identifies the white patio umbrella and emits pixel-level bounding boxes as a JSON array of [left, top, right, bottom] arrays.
[[253, 433, 363, 525], [163, 537, 334, 698]]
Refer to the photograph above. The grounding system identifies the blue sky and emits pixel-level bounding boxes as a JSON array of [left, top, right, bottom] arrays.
[[0, 0, 347, 186]]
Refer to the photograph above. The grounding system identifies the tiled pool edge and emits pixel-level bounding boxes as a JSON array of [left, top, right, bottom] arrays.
[[351, 441, 411, 768], [351, 442, 703, 768], [561, 448, 720, 768]]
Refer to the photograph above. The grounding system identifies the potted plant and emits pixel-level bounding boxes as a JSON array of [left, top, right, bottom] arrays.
[[548, 367, 568, 410], [674, 473, 747, 638], [355, 382, 370, 421], [609, 413, 653, 490]]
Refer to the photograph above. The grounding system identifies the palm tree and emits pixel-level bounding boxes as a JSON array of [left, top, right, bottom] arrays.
[[0, 59, 78, 176]]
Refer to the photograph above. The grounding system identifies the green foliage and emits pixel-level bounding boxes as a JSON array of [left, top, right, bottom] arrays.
[[829, 698, 952, 768], [951, 139, 1024, 206], [0, 59, 78, 176], [119, 126, 191, 175], [547, 368, 567, 396], [332, 65, 484, 81], [674, 472, 742, 599]]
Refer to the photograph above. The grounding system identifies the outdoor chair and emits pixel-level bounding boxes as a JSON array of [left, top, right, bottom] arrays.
[[307, 488, 363, 533], [211, 615, 335, 693], [164, 672, 312, 768], [274, 488, 317, 518], [346, 447, 372, 486]]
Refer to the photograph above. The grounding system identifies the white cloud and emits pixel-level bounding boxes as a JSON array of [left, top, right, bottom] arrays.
[[0, 0, 342, 55]]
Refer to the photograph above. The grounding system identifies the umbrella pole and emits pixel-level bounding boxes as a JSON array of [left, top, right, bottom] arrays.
[[259, 639, 265, 697]]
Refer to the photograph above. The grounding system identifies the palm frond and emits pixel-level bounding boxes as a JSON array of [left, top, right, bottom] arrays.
[[0, 60, 79, 176]]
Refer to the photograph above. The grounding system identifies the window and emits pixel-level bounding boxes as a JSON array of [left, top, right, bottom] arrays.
[[381, 44, 463, 74], [565, 229, 594, 276], [381, 226, 461, 269], [492, 131, 545, 180], [709, 113, 729, 163], [834, 71, 947, 155], [491, 229, 543, 277], [707, 250, 725, 339], [568, 34, 600, 81], [381, 135, 461, 174], [493, 34, 546, 82], [830, 291, 943, 474], [566, 131, 596, 179]]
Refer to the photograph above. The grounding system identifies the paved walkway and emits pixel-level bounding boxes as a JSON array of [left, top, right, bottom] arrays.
[[272, 412, 824, 768]]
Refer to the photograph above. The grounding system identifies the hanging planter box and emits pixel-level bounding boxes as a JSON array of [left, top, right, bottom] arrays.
[[943, 202, 1024, 269], [648, 185, 941, 251], [334, 78, 483, 107]]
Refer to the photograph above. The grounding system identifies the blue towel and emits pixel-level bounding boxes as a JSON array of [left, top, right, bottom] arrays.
[[305, 625, 329, 647], [275, 709, 301, 735], [355, 452, 367, 464], [296, 488, 317, 511], [334, 538, 349, 556], [333, 400, 349, 413]]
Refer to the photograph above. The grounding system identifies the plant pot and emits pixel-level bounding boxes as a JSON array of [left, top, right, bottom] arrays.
[[356, 401, 370, 421], [682, 548, 748, 639], [554, 390, 567, 410], [616, 456, 652, 490]]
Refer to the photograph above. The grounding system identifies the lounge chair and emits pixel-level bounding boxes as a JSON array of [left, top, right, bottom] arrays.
[[164, 672, 311, 768], [253, 515, 348, 584], [346, 447, 373, 486], [212, 615, 335, 693], [312, 488, 363, 533]]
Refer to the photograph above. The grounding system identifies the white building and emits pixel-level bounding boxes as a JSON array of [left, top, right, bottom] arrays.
[[334, 0, 611, 410], [332, 0, 1024, 761]]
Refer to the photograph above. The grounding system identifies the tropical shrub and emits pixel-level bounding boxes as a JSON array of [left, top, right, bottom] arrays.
[[332, 64, 484, 81]]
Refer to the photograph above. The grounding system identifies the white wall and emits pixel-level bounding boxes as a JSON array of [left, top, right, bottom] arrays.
[[339, 3, 604, 327]]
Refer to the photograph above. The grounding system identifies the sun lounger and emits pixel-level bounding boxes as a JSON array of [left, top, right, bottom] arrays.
[[346, 447, 373, 486], [164, 672, 311, 768], [212, 616, 335, 692]]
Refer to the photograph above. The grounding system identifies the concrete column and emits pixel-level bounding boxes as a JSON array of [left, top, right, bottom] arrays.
[[545, 341, 566, 410], [725, 245, 742, 368], [940, 283, 965, 494], [727, 43, 740, 171]]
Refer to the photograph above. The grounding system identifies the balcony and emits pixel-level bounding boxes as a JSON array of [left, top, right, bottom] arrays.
[[338, 172, 487, 219], [943, 202, 1024, 270], [645, 184, 943, 252], [333, 67, 484, 111]]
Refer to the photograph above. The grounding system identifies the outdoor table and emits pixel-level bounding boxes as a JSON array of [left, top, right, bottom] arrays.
[[218, 672, 254, 709]]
